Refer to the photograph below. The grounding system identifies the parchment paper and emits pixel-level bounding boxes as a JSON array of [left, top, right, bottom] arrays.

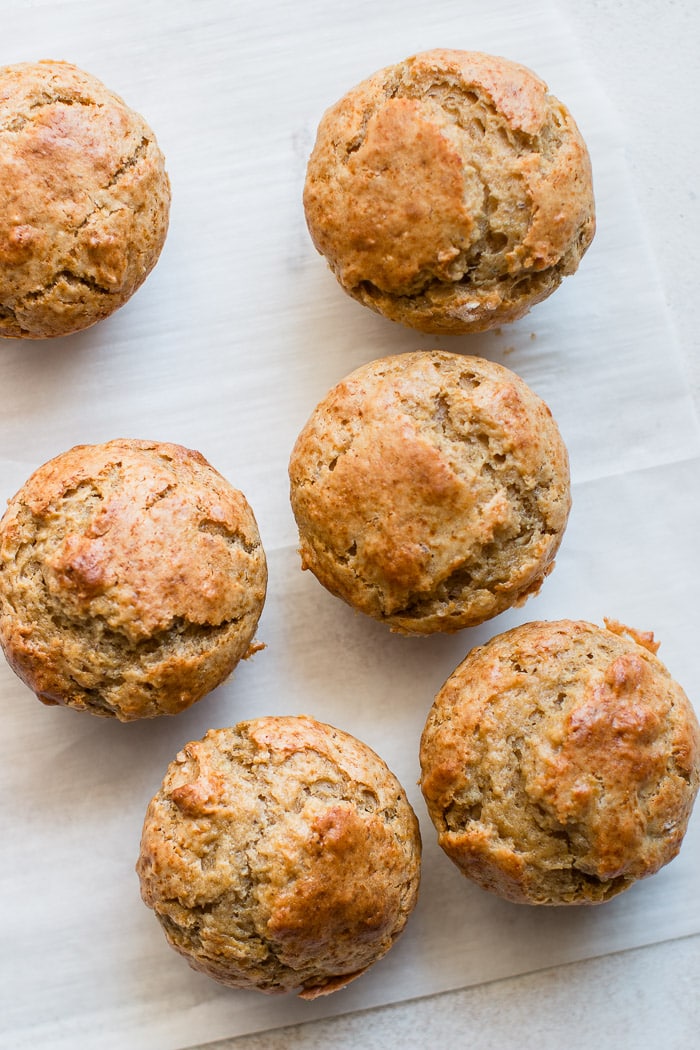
[[1, 1, 699, 1048]]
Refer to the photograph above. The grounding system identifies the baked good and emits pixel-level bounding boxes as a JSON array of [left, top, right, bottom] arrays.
[[136, 715, 421, 997], [0, 60, 170, 339], [288, 351, 570, 634], [303, 48, 595, 334], [0, 439, 266, 720], [420, 619, 700, 905]]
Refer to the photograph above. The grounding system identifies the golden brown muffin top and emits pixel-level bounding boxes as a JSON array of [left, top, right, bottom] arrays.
[[420, 619, 700, 904], [137, 716, 422, 997], [289, 351, 570, 633], [0, 60, 170, 338], [0, 439, 267, 719], [304, 49, 595, 333]]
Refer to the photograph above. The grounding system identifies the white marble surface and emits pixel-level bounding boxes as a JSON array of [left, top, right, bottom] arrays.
[[194, 0, 700, 1047]]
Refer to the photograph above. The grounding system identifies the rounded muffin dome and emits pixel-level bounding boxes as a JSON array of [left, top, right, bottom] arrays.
[[0, 438, 267, 720], [136, 716, 422, 997], [304, 49, 595, 333], [0, 60, 170, 338], [289, 351, 570, 634], [420, 619, 700, 904]]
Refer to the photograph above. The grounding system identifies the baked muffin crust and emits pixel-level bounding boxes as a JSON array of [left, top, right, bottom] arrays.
[[304, 49, 595, 333], [0, 439, 267, 720], [420, 619, 700, 904], [136, 716, 421, 996], [289, 351, 570, 634], [0, 60, 170, 338]]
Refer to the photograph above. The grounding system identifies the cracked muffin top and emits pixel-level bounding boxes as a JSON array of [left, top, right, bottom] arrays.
[[288, 351, 570, 634], [304, 49, 595, 334], [420, 619, 700, 905], [0, 439, 267, 720], [0, 60, 170, 339], [136, 715, 422, 997]]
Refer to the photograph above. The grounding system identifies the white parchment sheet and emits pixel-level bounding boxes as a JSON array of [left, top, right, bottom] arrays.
[[1, 1, 699, 1048]]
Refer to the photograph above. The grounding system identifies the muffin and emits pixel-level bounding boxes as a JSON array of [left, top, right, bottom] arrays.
[[0, 439, 267, 720], [289, 351, 570, 634], [304, 49, 595, 334], [136, 715, 422, 997], [420, 619, 700, 905], [0, 60, 170, 338]]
